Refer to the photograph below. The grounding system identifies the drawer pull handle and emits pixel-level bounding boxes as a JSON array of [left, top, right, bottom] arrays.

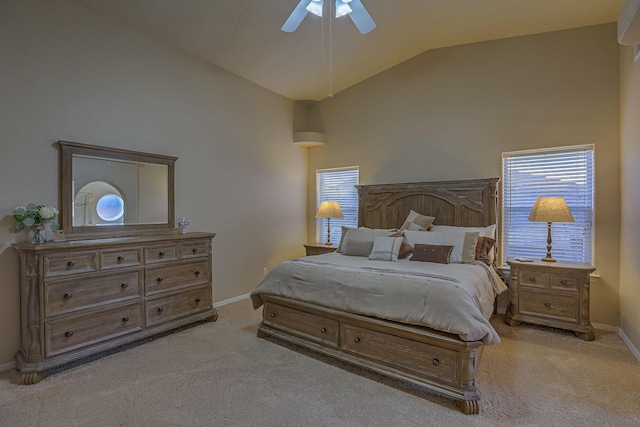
[[560, 279, 568, 285], [159, 251, 165, 257], [117, 256, 125, 262], [157, 277, 163, 282], [528, 276, 536, 282], [544, 302, 551, 308], [122, 316, 129, 322], [270, 313, 276, 318], [121, 282, 128, 289], [157, 307, 164, 313], [63, 292, 73, 299], [67, 261, 75, 268], [65, 331, 73, 337], [432, 358, 440, 366], [194, 270, 200, 276], [321, 327, 327, 334], [354, 337, 361, 343], [195, 297, 201, 303], [192, 248, 198, 253]]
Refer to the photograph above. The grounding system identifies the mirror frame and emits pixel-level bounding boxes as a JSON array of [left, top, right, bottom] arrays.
[[58, 141, 177, 239]]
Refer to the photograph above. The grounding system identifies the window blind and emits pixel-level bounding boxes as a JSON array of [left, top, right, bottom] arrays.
[[502, 145, 594, 265], [316, 166, 359, 244]]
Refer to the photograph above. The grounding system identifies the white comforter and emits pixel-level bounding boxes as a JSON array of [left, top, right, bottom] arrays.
[[251, 253, 508, 345]]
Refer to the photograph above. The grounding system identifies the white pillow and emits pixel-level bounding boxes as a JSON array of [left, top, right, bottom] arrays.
[[400, 210, 435, 231], [368, 236, 404, 262], [404, 230, 480, 263], [338, 228, 395, 255], [429, 224, 497, 260]]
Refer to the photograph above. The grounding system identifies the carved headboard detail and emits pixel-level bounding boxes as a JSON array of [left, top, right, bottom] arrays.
[[356, 178, 499, 230]]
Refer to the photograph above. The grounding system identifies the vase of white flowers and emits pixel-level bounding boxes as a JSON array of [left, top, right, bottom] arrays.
[[12, 203, 60, 244]]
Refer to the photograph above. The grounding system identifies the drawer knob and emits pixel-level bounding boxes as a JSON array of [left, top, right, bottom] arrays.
[[122, 316, 129, 322], [117, 256, 125, 262], [321, 327, 327, 334], [270, 312, 276, 318], [432, 358, 440, 366], [192, 248, 198, 253], [544, 302, 551, 308], [121, 282, 128, 289], [67, 261, 75, 268], [354, 337, 361, 343], [63, 292, 73, 299], [195, 297, 201, 303], [194, 270, 200, 276], [65, 331, 73, 337], [157, 277, 163, 282], [157, 307, 164, 313], [528, 276, 536, 282], [159, 251, 165, 257], [560, 279, 568, 285]]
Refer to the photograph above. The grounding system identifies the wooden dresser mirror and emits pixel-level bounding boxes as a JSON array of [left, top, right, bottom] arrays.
[[58, 141, 177, 239]]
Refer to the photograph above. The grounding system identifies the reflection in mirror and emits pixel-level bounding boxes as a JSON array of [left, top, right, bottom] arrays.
[[59, 141, 176, 239]]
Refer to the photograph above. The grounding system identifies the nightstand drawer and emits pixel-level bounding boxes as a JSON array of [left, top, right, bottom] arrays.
[[549, 273, 580, 292], [520, 289, 579, 322], [518, 270, 548, 289]]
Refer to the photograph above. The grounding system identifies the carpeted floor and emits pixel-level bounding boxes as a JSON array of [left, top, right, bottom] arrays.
[[1, 299, 639, 427]]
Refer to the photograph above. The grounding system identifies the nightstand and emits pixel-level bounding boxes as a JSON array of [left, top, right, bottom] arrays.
[[505, 257, 596, 340], [304, 242, 338, 256]]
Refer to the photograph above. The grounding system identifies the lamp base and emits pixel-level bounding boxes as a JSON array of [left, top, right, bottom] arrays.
[[541, 256, 556, 262]]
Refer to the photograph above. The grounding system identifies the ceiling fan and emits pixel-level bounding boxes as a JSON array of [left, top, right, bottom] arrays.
[[282, 0, 376, 34]]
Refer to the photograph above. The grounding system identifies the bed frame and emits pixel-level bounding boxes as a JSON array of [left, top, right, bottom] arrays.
[[257, 178, 499, 414]]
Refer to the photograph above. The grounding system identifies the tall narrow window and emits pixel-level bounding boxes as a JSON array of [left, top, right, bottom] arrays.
[[502, 145, 594, 265], [316, 166, 359, 244]]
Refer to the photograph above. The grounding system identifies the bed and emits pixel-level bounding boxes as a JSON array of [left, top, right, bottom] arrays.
[[251, 178, 503, 414]]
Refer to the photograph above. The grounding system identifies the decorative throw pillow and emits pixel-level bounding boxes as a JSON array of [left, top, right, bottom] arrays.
[[404, 229, 480, 263], [340, 228, 395, 256], [411, 244, 454, 264], [430, 224, 497, 260], [368, 236, 404, 262], [399, 210, 435, 231], [390, 232, 413, 259], [475, 236, 496, 266]]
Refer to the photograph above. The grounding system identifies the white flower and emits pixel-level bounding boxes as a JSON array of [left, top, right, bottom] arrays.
[[39, 206, 56, 220]]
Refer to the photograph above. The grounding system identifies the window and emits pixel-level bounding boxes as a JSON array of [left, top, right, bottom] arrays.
[[316, 167, 359, 244], [502, 145, 594, 265]]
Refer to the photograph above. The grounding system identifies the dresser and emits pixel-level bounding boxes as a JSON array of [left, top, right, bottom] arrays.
[[13, 232, 217, 384], [505, 257, 595, 340]]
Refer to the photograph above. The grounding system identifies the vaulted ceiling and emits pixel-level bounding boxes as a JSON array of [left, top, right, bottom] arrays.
[[68, 0, 624, 101]]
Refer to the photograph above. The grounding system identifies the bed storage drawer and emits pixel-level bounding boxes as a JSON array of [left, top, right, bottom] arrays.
[[519, 289, 579, 322], [262, 301, 339, 346], [341, 323, 458, 381]]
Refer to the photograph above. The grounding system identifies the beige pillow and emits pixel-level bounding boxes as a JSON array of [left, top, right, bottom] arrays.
[[411, 244, 454, 264], [390, 232, 413, 259], [368, 236, 404, 262], [399, 210, 435, 231], [404, 230, 480, 263]]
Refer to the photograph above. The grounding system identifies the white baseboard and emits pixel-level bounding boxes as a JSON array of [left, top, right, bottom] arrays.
[[618, 328, 640, 362], [213, 293, 250, 307], [0, 361, 16, 373]]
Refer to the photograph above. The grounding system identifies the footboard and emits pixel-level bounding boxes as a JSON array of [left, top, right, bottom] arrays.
[[257, 295, 484, 415]]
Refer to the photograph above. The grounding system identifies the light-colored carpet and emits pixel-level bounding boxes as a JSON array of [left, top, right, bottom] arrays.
[[1, 299, 639, 427]]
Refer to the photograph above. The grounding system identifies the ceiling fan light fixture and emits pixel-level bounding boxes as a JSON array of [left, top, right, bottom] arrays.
[[306, 0, 323, 17], [335, 0, 352, 18]]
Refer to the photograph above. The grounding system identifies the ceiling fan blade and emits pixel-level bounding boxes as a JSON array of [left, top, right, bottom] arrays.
[[282, 0, 312, 32], [348, 0, 376, 34]]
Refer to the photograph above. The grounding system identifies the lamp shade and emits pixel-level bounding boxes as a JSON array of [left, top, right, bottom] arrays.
[[528, 197, 574, 223], [315, 201, 344, 219]]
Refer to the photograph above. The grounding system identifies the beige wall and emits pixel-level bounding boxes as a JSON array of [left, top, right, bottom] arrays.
[[620, 44, 640, 355], [0, 0, 307, 367], [308, 24, 621, 327]]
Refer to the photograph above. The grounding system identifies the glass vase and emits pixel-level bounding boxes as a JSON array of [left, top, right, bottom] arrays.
[[30, 226, 46, 244]]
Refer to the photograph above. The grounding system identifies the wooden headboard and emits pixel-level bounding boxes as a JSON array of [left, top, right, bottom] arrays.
[[356, 178, 499, 229]]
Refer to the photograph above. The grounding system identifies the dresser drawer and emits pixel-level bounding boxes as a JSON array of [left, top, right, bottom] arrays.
[[342, 324, 458, 381], [145, 261, 208, 295], [44, 271, 142, 316], [145, 244, 178, 264], [180, 240, 209, 259], [519, 289, 579, 322], [549, 273, 580, 292], [45, 303, 142, 357], [518, 269, 548, 289], [263, 302, 339, 346], [101, 248, 142, 270], [145, 286, 212, 326], [43, 251, 97, 278]]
